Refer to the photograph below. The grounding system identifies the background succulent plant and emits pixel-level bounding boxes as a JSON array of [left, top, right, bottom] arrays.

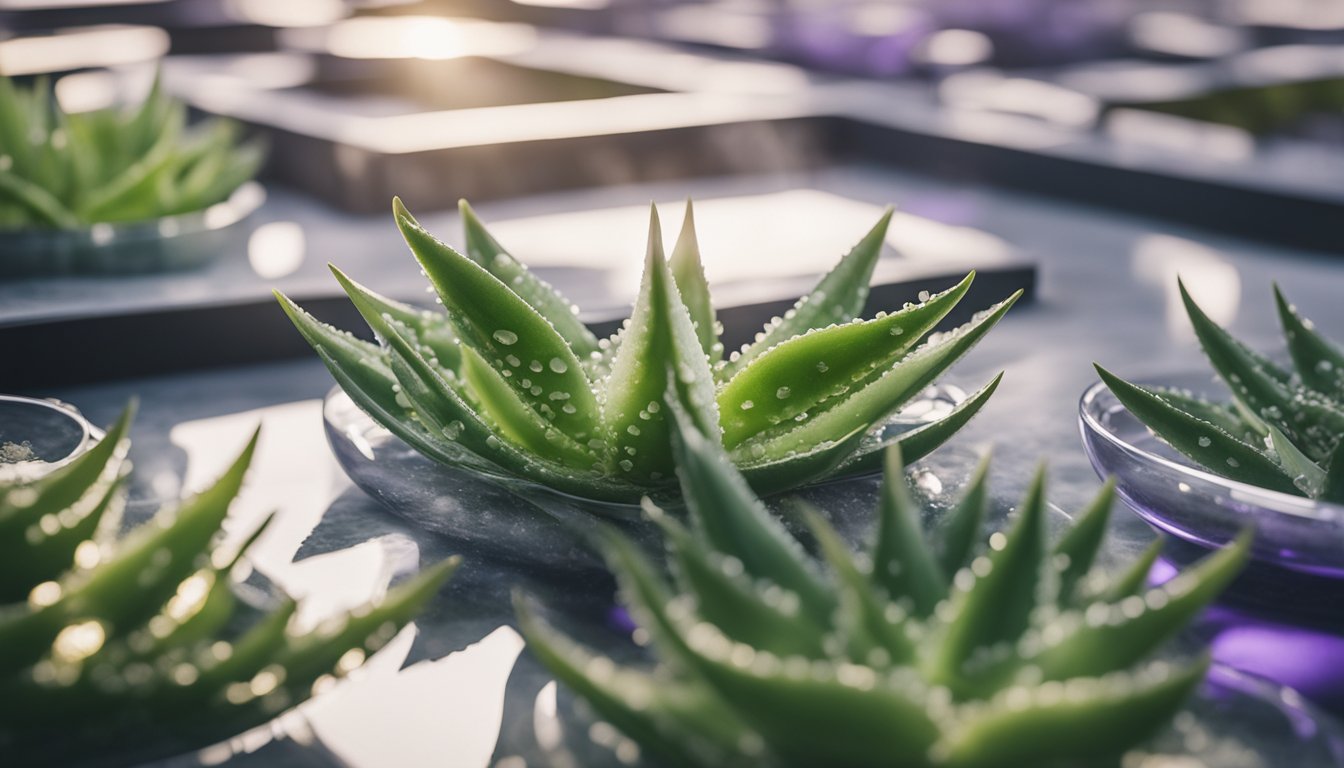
[[279, 198, 1019, 503], [517, 407, 1249, 768], [0, 407, 456, 767], [1098, 281, 1344, 502], [0, 74, 262, 230]]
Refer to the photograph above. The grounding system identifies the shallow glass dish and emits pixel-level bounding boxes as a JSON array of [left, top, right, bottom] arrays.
[[0, 394, 101, 483], [324, 384, 982, 573], [1079, 373, 1344, 578], [0, 182, 264, 279]]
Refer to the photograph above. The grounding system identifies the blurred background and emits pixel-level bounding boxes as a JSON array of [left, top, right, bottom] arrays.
[[1, 0, 1341, 385]]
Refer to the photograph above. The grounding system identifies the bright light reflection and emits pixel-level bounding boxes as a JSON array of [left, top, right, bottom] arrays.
[[248, 221, 306, 279], [484, 190, 1009, 302], [224, 0, 345, 27], [1128, 12, 1243, 59], [304, 626, 525, 767], [292, 16, 537, 61], [1106, 109, 1254, 163], [169, 400, 339, 577], [1131, 234, 1241, 341], [920, 29, 994, 67], [0, 25, 168, 76], [940, 71, 1098, 127]]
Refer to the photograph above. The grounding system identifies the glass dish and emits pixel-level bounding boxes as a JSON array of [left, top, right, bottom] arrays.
[[323, 384, 983, 573], [1079, 373, 1344, 578], [0, 182, 265, 279], [0, 394, 101, 483]]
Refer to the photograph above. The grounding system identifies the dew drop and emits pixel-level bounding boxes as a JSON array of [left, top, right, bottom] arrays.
[[549, 358, 569, 374], [740, 400, 755, 411], [492, 330, 518, 346], [776, 387, 791, 400]]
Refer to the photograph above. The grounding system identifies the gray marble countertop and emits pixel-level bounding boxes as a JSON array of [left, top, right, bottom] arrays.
[[33, 162, 1344, 767]]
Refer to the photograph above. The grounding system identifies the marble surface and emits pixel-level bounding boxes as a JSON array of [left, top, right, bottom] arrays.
[[31, 162, 1344, 766]]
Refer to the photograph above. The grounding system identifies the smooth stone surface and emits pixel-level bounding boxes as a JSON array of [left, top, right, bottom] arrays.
[[32, 158, 1344, 764]]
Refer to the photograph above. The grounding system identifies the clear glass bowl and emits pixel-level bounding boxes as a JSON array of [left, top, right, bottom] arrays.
[[0, 394, 101, 483], [323, 384, 982, 573], [0, 182, 264, 278], [1079, 373, 1344, 578]]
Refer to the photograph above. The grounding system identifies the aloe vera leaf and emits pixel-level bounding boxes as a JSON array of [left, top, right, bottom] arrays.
[[0, 168, 81, 228], [926, 467, 1048, 690], [515, 595, 742, 768], [602, 206, 721, 482], [870, 447, 947, 617], [835, 373, 1004, 477], [459, 345, 597, 468], [721, 208, 893, 380], [0, 76, 37, 178], [1316, 439, 1344, 504], [798, 502, 918, 664], [717, 273, 974, 448], [1179, 280, 1344, 459], [0, 475, 125, 605], [456, 200, 601, 359], [1099, 539, 1163, 602], [937, 658, 1208, 768], [0, 431, 258, 674], [1031, 533, 1248, 681], [0, 404, 132, 532], [119, 515, 274, 663], [1273, 284, 1344, 400], [735, 423, 872, 497], [1265, 424, 1326, 497], [394, 198, 599, 441], [315, 275, 530, 467], [1053, 478, 1115, 604], [659, 611, 940, 768], [936, 451, 990, 580], [668, 200, 723, 365], [656, 512, 827, 658], [1094, 365, 1301, 495], [79, 101, 185, 221], [668, 403, 833, 620], [282, 287, 592, 491], [1148, 386, 1259, 442], [328, 266, 461, 372], [749, 292, 1019, 462]]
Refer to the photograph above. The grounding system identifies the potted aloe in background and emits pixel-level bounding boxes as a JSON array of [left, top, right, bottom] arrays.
[[278, 197, 1019, 558], [0, 407, 456, 766], [1085, 280, 1344, 579], [0, 74, 264, 277], [516, 407, 1259, 767]]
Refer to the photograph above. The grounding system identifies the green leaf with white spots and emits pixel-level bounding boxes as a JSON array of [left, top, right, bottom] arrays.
[[1274, 283, 1344, 400], [602, 206, 720, 483], [721, 208, 893, 380], [718, 273, 975, 448], [0, 414, 454, 767], [396, 198, 600, 441], [1095, 365, 1300, 496], [457, 200, 601, 359]]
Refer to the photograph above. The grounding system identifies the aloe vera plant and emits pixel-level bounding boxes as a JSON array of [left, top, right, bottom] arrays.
[[1098, 281, 1344, 502], [517, 408, 1250, 768], [0, 74, 262, 230], [278, 199, 1019, 503], [0, 407, 457, 767]]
